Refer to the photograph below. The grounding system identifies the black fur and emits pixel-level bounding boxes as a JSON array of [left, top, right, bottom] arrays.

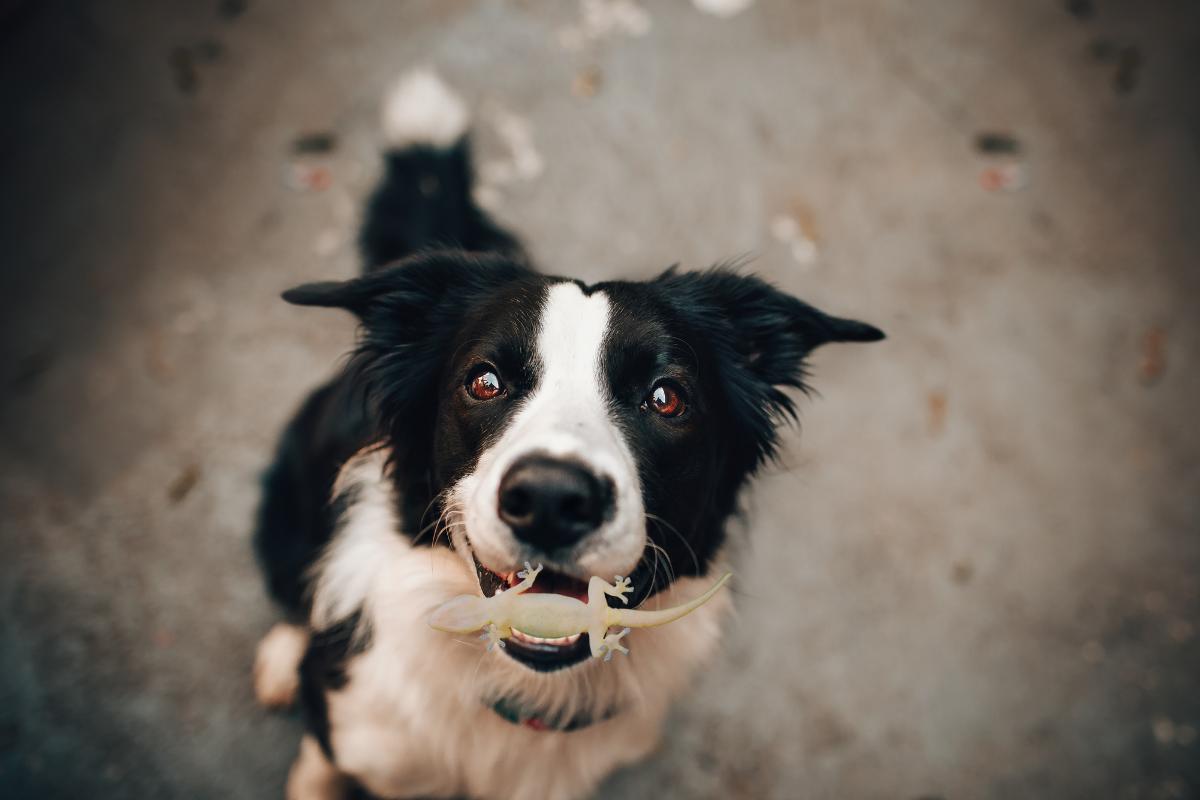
[[597, 271, 883, 595], [359, 141, 522, 270], [283, 252, 544, 549], [254, 379, 372, 613], [299, 611, 372, 759]]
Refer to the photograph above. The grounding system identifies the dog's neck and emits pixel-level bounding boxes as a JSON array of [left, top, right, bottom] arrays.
[[488, 693, 621, 732]]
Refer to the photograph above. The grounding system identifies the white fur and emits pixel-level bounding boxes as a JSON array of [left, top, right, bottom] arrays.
[[254, 623, 310, 708], [455, 282, 647, 579], [287, 735, 349, 800], [692, 0, 755, 17], [310, 449, 405, 630], [304, 448, 730, 800], [381, 68, 470, 149]]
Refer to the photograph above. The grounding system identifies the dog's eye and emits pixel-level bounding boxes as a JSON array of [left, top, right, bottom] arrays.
[[644, 381, 686, 418], [466, 366, 505, 401]]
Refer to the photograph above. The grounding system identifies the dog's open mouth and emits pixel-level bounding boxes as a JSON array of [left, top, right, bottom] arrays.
[[472, 554, 593, 672]]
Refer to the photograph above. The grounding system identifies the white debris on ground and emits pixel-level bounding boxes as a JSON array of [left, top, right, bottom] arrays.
[[474, 104, 545, 210], [770, 213, 819, 268], [557, 0, 651, 51], [692, 0, 756, 18]]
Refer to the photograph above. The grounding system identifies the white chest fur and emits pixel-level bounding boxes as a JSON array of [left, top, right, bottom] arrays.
[[310, 449, 730, 800]]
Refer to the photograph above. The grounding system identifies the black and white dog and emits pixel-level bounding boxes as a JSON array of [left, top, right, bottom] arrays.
[[252, 70, 883, 800]]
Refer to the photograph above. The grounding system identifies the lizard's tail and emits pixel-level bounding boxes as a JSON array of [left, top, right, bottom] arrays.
[[427, 595, 491, 633], [611, 572, 732, 629]]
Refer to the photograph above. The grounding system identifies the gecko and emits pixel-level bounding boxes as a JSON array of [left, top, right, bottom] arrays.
[[427, 563, 732, 661]]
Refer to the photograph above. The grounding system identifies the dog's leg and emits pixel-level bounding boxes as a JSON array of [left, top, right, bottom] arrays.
[[287, 735, 349, 800], [254, 622, 310, 708]]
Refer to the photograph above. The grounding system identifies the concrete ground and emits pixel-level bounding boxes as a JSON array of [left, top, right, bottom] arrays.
[[1, 1, 1198, 798]]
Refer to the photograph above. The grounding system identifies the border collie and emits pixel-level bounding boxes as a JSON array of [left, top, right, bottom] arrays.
[[252, 69, 883, 800]]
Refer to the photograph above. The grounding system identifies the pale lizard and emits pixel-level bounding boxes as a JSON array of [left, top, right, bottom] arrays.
[[427, 563, 732, 660]]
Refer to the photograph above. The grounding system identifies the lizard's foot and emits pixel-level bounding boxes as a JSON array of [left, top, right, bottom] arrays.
[[479, 624, 507, 651], [610, 575, 633, 604], [516, 561, 543, 581], [596, 627, 631, 661]]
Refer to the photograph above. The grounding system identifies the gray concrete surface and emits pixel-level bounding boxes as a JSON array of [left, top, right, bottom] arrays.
[[1, 1, 1198, 798]]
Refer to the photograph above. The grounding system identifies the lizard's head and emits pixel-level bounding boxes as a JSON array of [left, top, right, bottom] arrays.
[[287, 254, 882, 672]]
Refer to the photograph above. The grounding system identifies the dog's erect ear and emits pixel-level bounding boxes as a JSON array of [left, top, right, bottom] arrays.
[[655, 266, 883, 467], [282, 250, 527, 443], [282, 279, 379, 313], [282, 251, 524, 318], [655, 265, 884, 378]]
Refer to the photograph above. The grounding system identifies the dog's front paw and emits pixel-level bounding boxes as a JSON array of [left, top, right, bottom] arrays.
[[254, 623, 310, 709]]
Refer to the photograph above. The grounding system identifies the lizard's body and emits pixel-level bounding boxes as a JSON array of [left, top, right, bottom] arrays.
[[428, 564, 732, 660]]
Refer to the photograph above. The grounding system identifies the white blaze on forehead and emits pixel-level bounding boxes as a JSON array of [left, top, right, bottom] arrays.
[[538, 282, 610, 405], [503, 281, 621, 470], [512, 282, 625, 475], [455, 280, 647, 577]]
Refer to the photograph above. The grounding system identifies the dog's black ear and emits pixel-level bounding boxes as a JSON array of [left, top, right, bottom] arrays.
[[656, 266, 883, 466], [282, 250, 527, 441], [282, 251, 524, 318], [282, 279, 378, 313], [692, 269, 881, 372]]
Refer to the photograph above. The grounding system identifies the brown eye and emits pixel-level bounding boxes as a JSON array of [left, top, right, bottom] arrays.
[[646, 381, 686, 418], [466, 366, 504, 401]]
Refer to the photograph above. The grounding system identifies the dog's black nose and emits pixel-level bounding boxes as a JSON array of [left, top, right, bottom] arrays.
[[497, 456, 613, 551]]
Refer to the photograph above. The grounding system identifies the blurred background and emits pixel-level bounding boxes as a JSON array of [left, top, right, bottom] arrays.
[[1, 1, 1198, 798]]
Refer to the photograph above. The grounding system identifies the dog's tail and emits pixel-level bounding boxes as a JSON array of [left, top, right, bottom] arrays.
[[359, 68, 522, 272]]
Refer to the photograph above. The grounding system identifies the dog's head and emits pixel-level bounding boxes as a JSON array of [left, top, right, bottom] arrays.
[[285, 251, 882, 670]]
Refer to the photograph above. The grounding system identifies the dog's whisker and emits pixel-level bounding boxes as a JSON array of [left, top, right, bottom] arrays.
[[431, 504, 464, 548], [645, 539, 675, 583], [433, 514, 466, 554], [411, 487, 452, 545], [645, 513, 699, 575], [642, 540, 676, 594]]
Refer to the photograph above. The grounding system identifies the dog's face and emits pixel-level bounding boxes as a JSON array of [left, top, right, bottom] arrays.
[[437, 282, 648, 586], [285, 252, 882, 671]]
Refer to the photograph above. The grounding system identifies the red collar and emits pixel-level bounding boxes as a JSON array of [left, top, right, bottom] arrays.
[[489, 696, 619, 732]]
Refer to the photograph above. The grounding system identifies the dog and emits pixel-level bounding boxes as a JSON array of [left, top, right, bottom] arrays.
[[251, 69, 883, 800]]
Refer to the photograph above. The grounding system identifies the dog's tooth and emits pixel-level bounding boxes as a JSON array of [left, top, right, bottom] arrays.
[[508, 627, 581, 648]]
